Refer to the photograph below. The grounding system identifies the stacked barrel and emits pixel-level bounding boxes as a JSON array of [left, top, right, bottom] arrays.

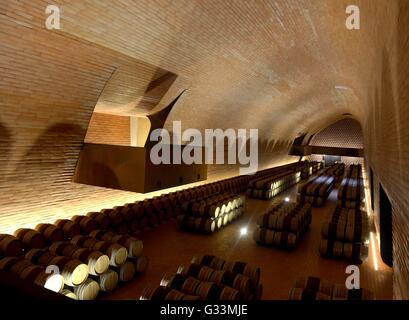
[[176, 193, 245, 233], [0, 220, 148, 300], [289, 276, 374, 300], [319, 206, 369, 262], [322, 162, 345, 181], [301, 161, 323, 179], [247, 170, 302, 200], [140, 254, 262, 301], [337, 164, 364, 209], [297, 163, 344, 207], [253, 200, 312, 249]]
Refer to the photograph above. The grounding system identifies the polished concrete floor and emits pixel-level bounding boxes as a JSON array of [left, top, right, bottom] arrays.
[[104, 185, 393, 300]]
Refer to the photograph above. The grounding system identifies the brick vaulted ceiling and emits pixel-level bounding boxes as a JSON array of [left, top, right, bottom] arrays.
[[52, 0, 393, 138]]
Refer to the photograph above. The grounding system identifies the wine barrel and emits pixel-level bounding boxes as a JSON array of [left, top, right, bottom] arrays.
[[74, 278, 100, 300], [343, 242, 368, 261], [115, 261, 135, 282], [14, 228, 45, 249], [89, 230, 115, 242], [49, 242, 77, 257], [191, 255, 260, 289], [71, 248, 110, 276], [161, 273, 240, 300], [18, 264, 63, 293], [177, 263, 251, 298], [48, 256, 89, 286], [140, 286, 200, 301], [54, 219, 81, 238], [93, 241, 128, 267], [71, 235, 98, 249], [288, 288, 331, 300], [60, 289, 77, 299], [0, 234, 24, 257], [86, 212, 110, 229], [97, 269, 119, 292], [71, 215, 97, 234], [133, 255, 149, 273], [332, 284, 374, 300], [294, 276, 334, 297], [34, 270, 65, 293], [111, 235, 143, 258], [35, 223, 65, 243]]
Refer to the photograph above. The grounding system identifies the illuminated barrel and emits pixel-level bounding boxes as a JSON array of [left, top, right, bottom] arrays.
[[60, 289, 77, 299], [114, 261, 135, 282], [86, 212, 110, 229], [71, 247, 110, 276], [96, 269, 119, 292], [74, 278, 100, 300], [93, 241, 128, 267], [111, 234, 143, 258]]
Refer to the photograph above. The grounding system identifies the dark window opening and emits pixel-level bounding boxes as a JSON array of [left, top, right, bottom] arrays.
[[379, 184, 393, 267]]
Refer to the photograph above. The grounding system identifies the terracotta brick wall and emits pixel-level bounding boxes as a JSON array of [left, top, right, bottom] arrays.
[[85, 113, 131, 146], [363, 0, 409, 299]]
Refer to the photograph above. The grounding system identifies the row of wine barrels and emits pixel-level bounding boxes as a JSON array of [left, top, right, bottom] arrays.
[[289, 288, 331, 300], [71, 216, 97, 234], [49, 242, 110, 276], [89, 231, 143, 258], [13, 228, 45, 249], [86, 212, 110, 229], [321, 220, 367, 243], [25, 248, 89, 286], [177, 215, 216, 233], [319, 239, 368, 261], [177, 263, 251, 298], [257, 205, 311, 234], [253, 228, 298, 249], [293, 276, 334, 297], [140, 285, 200, 300], [54, 219, 81, 238], [0, 257, 65, 293], [71, 236, 128, 267], [35, 224, 65, 244], [0, 234, 24, 257], [177, 208, 243, 233], [191, 254, 260, 289], [160, 273, 240, 300]]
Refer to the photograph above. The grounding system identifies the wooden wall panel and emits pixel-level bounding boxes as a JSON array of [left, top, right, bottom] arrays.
[[85, 113, 131, 146]]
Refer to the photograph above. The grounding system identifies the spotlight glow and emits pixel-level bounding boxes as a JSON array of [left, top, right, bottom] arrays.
[[240, 227, 248, 236], [284, 197, 290, 202]]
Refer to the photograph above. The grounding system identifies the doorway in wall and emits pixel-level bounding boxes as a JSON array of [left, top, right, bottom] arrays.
[[379, 184, 393, 267]]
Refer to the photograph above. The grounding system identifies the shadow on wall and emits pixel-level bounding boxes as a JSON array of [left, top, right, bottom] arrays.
[[0, 122, 12, 182], [13, 123, 84, 182]]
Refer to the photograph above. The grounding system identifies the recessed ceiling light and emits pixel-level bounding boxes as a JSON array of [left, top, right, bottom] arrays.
[[240, 227, 248, 236]]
